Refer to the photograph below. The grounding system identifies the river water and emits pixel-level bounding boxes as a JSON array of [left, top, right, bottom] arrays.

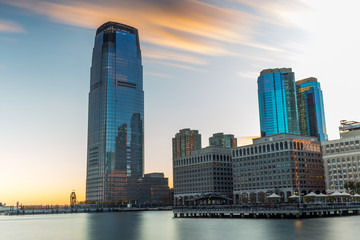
[[1, 211, 359, 240]]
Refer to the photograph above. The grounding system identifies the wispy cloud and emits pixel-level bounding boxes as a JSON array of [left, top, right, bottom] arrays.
[[145, 72, 173, 78], [0, 0, 313, 69], [0, 0, 261, 55], [142, 47, 208, 66], [151, 60, 207, 72], [237, 71, 258, 80], [0, 19, 25, 33]]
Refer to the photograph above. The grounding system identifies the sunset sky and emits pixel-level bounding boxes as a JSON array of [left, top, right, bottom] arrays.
[[1, 0, 360, 205]]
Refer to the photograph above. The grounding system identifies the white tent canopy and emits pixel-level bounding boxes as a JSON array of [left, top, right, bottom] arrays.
[[289, 194, 299, 199], [316, 193, 328, 198], [342, 192, 351, 197], [267, 193, 281, 198], [330, 191, 343, 197], [305, 192, 318, 197]]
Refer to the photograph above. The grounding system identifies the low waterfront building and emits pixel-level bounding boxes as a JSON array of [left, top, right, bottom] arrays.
[[137, 173, 170, 206], [232, 133, 325, 204], [173, 146, 233, 205], [322, 120, 360, 192]]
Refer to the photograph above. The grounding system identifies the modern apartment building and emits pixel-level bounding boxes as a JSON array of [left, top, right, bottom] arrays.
[[322, 120, 360, 192], [172, 128, 202, 160]]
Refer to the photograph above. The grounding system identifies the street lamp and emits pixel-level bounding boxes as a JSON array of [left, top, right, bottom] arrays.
[[297, 175, 301, 207]]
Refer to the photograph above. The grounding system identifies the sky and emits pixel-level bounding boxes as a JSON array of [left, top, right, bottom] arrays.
[[1, 0, 360, 205]]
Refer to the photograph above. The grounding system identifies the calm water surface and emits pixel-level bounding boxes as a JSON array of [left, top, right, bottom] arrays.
[[1, 211, 360, 240]]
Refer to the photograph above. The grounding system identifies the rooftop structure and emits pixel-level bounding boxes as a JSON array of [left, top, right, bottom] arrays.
[[209, 133, 237, 148]]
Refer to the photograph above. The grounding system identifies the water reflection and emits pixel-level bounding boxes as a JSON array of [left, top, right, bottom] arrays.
[[85, 212, 142, 240], [1, 212, 360, 240]]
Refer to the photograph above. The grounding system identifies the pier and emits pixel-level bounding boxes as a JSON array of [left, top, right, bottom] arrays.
[[173, 204, 360, 219]]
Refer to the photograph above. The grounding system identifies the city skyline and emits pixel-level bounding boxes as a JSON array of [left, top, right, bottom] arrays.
[[1, 0, 360, 205]]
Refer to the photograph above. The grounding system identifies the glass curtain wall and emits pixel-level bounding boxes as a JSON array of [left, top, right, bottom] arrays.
[[86, 22, 144, 201], [258, 68, 300, 137]]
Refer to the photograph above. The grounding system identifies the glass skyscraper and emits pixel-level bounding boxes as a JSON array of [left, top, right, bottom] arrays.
[[257, 68, 300, 137], [86, 22, 144, 201], [296, 77, 327, 142]]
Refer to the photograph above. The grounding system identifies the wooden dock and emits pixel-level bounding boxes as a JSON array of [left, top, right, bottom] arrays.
[[173, 204, 360, 219]]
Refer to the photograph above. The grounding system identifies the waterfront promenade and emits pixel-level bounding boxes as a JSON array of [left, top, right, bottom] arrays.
[[173, 203, 360, 219], [3, 206, 172, 216]]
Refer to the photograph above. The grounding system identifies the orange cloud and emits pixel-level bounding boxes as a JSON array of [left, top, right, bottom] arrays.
[[0, 19, 25, 33], [237, 136, 259, 146], [1, 0, 255, 55]]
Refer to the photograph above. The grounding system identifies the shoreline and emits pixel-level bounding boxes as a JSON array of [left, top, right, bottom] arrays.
[[2, 207, 173, 216]]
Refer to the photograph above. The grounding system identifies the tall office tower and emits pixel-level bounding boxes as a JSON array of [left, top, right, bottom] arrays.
[[296, 77, 328, 142], [172, 129, 201, 159], [209, 133, 237, 148], [86, 22, 144, 201], [258, 68, 300, 137]]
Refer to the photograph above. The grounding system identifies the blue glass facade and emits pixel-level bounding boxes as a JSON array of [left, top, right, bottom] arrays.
[[296, 78, 328, 142], [86, 22, 144, 201], [258, 68, 300, 137]]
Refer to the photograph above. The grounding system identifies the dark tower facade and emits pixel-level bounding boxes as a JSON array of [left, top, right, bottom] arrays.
[[296, 77, 328, 142]]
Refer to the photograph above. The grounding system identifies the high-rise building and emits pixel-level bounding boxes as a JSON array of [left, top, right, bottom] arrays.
[[172, 129, 201, 159], [258, 68, 300, 137], [86, 22, 144, 201], [296, 77, 328, 142], [209, 133, 237, 148], [322, 120, 360, 192]]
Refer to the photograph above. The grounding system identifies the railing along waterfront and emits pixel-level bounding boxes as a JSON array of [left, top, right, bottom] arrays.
[[173, 203, 360, 219], [4, 206, 172, 215]]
